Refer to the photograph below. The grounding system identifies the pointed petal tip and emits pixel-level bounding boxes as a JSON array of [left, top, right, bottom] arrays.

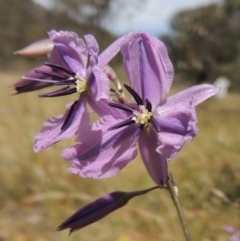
[[14, 39, 54, 57]]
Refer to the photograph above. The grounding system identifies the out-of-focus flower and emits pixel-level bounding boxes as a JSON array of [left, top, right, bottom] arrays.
[[62, 32, 219, 186], [12, 31, 126, 152], [57, 186, 159, 234], [223, 225, 240, 241]]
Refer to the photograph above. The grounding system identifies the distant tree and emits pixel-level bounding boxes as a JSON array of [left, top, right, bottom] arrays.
[[49, 0, 111, 26], [0, 0, 116, 69], [162, 1, 240, 90]]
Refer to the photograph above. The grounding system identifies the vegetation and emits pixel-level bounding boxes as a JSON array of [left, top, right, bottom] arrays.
[[162, 0, 240, 90], [1, 0, 239, 240], [0, 70, 239, 241], [0, 0, 115, 68]]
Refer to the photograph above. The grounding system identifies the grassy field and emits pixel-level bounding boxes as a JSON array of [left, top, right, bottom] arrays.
[[0, 70, 239, 241]]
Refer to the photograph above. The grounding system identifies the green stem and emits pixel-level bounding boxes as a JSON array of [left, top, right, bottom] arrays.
[[166, 177, 192, 241]]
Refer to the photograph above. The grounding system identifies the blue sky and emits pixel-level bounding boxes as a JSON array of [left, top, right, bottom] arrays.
[[101, 0, 223, 36], [33, 0, 222, 36]]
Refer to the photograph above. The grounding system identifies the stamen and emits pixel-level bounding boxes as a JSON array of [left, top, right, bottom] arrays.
[[123, 84, 143, 105], [149, 116, 160, 132], [133, 124, 145, 138], [39, 87, 76, 98], [35, 69, 68, 80], [108, 119, 135, 131], [109, 102, 134, 113], [61, 100, 79, 132], [44, 62, 75, 75], [145, 99, 152, 112], [54, 79, 76, 86], [22, 76, 57, 83]]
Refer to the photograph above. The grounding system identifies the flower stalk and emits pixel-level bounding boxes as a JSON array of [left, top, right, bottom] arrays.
[[166, 175, 192, 241]]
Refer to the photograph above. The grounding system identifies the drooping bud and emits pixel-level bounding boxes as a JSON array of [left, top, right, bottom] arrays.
[[14, 39, 54, 57], [57, 186, 159, 235]]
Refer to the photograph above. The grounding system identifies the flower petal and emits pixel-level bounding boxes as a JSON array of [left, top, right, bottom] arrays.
[[62, 115, 138, 179], [87, 97, 128, 119], [98, 35, 126, 69], [158, 84, 219, 110], [223, 226, 236, 234], [48, 30, 88, 76], [121, 32, 174, 109], [155, 105, 198, 160], [84, 34, 99, 65], [88, 66, 110, 101], [33, 95, 90, 152], [138, 128, 168, 186]]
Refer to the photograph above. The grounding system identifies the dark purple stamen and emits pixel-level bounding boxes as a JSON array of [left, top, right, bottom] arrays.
[[149, 116, 160, 132], [61, 100, 79, 132], [108, 85, 158, 135], [44, 62, 75, 75], [123, 84, 143, 106], [35, 62, 85, 98], [54, 79, 76, 86], [133, 124, 145, 138], [108, 119, 135, 131], [145, 99, 152, 112], [109, 102, 134, 113], [39, 86, 76, 97], [35, 69, 68, 80]]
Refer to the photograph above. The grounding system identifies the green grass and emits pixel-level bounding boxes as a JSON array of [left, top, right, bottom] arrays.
[[0, 71, 239, 241]]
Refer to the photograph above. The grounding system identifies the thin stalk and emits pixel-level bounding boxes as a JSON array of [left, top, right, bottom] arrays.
[[166, 177, 192, 241]]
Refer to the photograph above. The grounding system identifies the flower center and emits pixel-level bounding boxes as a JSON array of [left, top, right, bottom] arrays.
[[132, 105, 152, 126], [108, 84, 160, 136], [75, 73, 87, 93]]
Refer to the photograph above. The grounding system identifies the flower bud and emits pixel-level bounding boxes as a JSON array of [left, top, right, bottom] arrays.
[[14, 39, 53, 57], [57, 186, 159, 235]]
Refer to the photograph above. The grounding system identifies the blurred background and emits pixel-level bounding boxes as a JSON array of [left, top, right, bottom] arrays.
[[0, 0, 240, 240]]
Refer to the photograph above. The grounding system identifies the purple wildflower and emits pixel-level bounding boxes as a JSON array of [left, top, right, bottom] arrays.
[[62, 32, 219, 186], [13, 30, 126, 152], [57, 186, 159, 234], [223, 226, 240, 241]]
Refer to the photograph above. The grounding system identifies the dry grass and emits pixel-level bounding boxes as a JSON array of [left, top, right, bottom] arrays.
[[0, 70, 239, 241]]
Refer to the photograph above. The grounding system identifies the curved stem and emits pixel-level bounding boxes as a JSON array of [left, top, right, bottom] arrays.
[[166, 176, 192, 241]]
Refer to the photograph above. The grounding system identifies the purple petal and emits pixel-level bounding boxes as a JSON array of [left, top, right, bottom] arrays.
[[98, 35, 126, 69], [138, 128, 168, 186], [62, 115, 138, 179], [121, 32, 174, 109], [158, 84, 219, 110], [88, 66, 110, 101], [33, 95, 90, 152], [87, 97, 128, 119], [48, 30, 87, 76], [154, 105, 198, 160], [84, 34, 99, 66], [223, 225, 236, 234]]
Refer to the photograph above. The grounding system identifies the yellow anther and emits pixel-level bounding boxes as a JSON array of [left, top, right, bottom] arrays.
[[132, 105, 152, 126], [75, 73, 87, 93]]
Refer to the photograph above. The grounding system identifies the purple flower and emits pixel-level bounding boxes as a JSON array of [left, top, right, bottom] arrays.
[[223, 226, 240, 241], [57, 186, 159, 234], [13, 30, 126, 152], [62, 32, 219, 186]]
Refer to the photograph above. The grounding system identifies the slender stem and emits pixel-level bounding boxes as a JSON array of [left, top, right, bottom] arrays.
[[166, 176, 192, 241]]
